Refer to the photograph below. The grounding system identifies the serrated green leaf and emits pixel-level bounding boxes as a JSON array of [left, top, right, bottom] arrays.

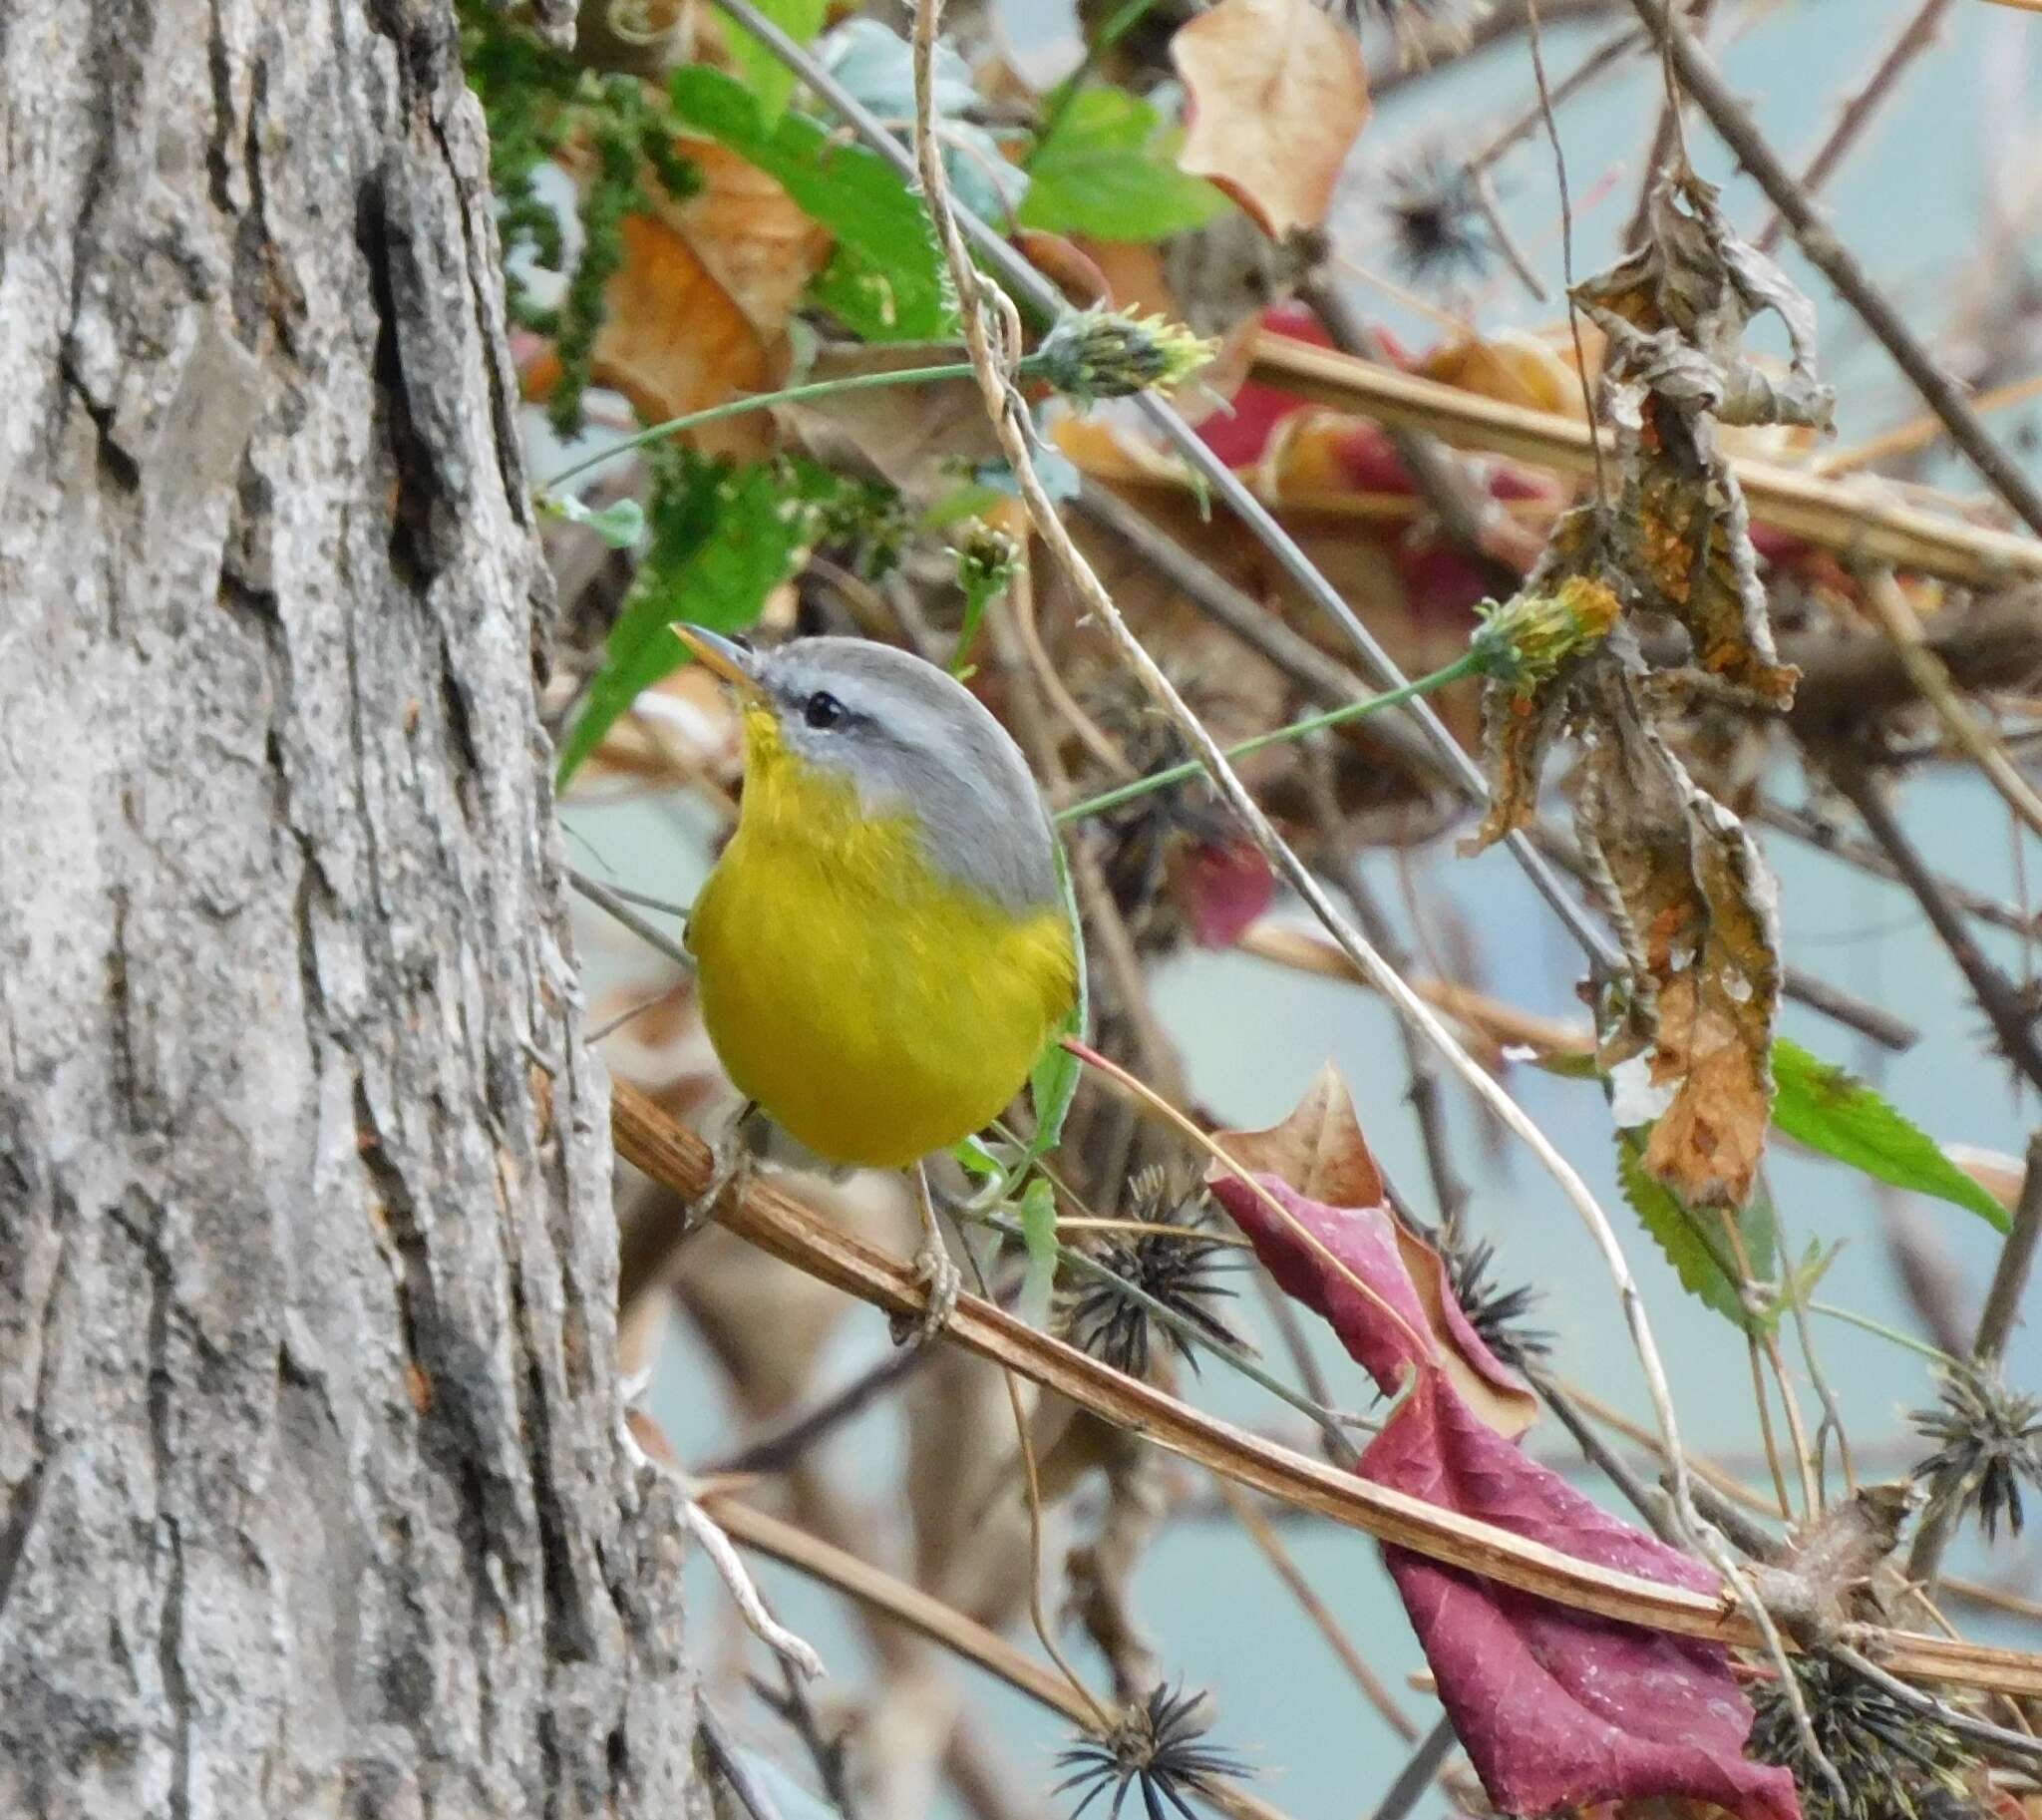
[[724, 0, 827, 129], [1772, 1037, 2010, 1232], [1017, 1176, 1059, 1329], [1018, 88, 1228, 242], [1026, 841, 1089, 1162], [555, 456, 827, 785], [669, 68, 952, 341], [1616, 1130, 1780, 1332]]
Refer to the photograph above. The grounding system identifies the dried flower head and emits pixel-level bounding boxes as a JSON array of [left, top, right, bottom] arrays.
[[1749, 1657, 1974, 1820], [1033, 307, 1217, 404], [1055, 1683, 1248, 1820], [1059, 1169, 1242, 1380], [953, 521, 1020, 601], [1382, 150, 1493, 284], [1911, 1360, 2042, 1542], [1469, 576, 1621, 690], [1445, 1236, 1551, 1371]]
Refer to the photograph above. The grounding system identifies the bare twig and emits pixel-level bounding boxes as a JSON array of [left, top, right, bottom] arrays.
[[1369, 1718, 1462, 1820], [1624, 0, 2042, 539], [613, 1082, 2042, 1698], [1756, 0, 1956, 254], [1755, 798, 2042, 937], [569, 866, 694, 970], [1974, 1130, 2042, 1369], [707, 1495, 1294, 1820], [1216, 1475, 1424, 1744], [1469, 27, 1647, 177], [1862, 567, 2042, 843], [1821, 750, 2042, 1094], [701, 1702, 792, 1820], [1909, 1133, 2042, 1590]]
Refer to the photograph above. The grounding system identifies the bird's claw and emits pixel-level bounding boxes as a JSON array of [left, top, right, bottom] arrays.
[[684, 1124, 755, 1238], [892, 1237, 961, 1349]]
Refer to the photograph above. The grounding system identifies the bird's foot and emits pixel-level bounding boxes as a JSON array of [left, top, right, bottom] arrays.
[[683, 1105, 757, 1237], [892, 1235, 961, 1349]]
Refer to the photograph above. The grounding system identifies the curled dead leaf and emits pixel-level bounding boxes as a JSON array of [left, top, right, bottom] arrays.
[[1577, 671, 1781, 1208], [1171, 0, 1371, 241]]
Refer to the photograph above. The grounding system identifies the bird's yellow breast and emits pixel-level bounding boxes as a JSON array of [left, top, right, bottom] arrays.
[[686, 722, 1077, 1169]]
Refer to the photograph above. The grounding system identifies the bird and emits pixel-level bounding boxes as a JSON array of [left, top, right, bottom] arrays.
[[674, 624, 1080, 1333]]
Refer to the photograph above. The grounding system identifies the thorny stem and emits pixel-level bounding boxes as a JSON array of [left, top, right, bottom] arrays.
[[704, 0, 1622, 976], [1907, 1131, 2042, 1593], [1625, 0, 2042, 539], [1821, 750, 2042, 1095], [1369, 1718, 1462, 1820], [1053, 654, 1482, 825]]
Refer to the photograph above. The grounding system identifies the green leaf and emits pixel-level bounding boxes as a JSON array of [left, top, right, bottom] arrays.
[[1018, 88, 1228, 242], [669, 68, 953, 341], [542, 492, 645, 548], [1026, 842, 1089, 1161], [555, 455, 827, 785], [1616, 1130, 1780, 1332], [1772, 1037, 2010, 1232], [1017, 1176, 1059, 1329], [724, 0, 827, 129]]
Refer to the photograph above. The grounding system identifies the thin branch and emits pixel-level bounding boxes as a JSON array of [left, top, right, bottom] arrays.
[[1755, 0, 1956, 254], [1755, 798, 2042, 937], [706, 1495, 1294, 1820], [568, 867, 694, 971], [1862, 566, 2042, 843], [1216, 1475, 1423, 1745], [1820, 750, 2042, 1094], [701, 1702, 792, 1820], [611, 1081, 2042, 1699], [1369, 1718, 1462, 1820], [1624, 0, 2042, 539], [1973, 1129, 2042, 1369], [1469, 27, 1647, 177]]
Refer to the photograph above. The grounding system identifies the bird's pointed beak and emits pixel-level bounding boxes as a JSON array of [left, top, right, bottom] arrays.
[[673, 623, 765, 700]]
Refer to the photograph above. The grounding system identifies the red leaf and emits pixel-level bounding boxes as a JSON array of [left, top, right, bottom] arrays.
[[1168, 836, 1275, 949], [1204, 1070, 1800, 1820], [1366, 1376, 1799, 1820]]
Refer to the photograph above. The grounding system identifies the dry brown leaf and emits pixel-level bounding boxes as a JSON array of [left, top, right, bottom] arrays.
[[1213, 1069, 1539, 1439], [569, 141, 832, 459], [1576, 671, 1780, 1208], [1574, 173, 1831, 706], [1218, 1059, 1387, 1208], [1171, 0, 1372, 241], [777, 340, 1003, 504]]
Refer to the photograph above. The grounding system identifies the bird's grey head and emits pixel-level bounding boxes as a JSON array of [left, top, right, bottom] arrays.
[[697, 630, 1063, 915]]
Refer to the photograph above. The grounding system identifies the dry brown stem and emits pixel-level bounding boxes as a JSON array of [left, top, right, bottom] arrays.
[[612, 1082, 2042, 1700], [1246, 332, 2042, 591]]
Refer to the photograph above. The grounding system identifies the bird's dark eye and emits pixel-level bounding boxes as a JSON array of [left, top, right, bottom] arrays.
[[803, 690, 846, 730]]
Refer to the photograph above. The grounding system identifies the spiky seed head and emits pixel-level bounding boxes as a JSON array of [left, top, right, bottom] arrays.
[[1058, 1169, 1243, 1381], [1749, 1657, 1975, 1820], [1911, 1361, 2042, 1543], [1033, 307, 1217, 404], [1382, 149, 1494, 283], [1055, 1683, 1249, 1820], [1445, 1237, 1552, 1370]]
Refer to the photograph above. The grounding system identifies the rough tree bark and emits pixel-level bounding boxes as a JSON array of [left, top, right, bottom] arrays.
[[0, 1, 702, 1815]]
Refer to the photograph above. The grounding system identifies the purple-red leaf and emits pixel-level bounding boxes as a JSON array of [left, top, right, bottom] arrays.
[[1206, 1070, 1801, 1820]]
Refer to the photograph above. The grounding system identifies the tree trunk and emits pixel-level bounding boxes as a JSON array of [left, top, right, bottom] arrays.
[[0, 2, 700, 1815]]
